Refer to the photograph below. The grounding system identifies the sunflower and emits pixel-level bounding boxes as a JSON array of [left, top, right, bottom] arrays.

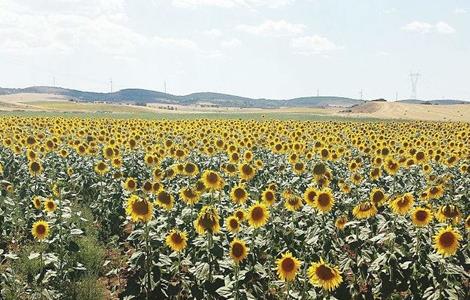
[[230, 239, 249, 264], [230, 185, 249, 205], [32, 220, 50, 240], [435, 204, 461, 224], [352, 202, 377, 219], [194, 206, 221, 235], [183, 162, 199, 177], [411, 207, 433, 227], [247, 202, 269, 228], [465, 215, 470, 231], [156, 190, 174, 210], [433, 226, 462, 257], [261, 189, 276, 206], [226, 216, 241, 233], [239, 163, 256, 181], [426, 185, 444, 200], [303, 186, 318, 207], [312, 163, 327, 177], [370, 188, 387, 207], [307, 258, 343, 291], [389, 193, 414, 215], [201, 170, 224, 190], [94, 161, 109, 176], [141, 181, 153, 194], [165, 229, 188, 252], [285, 196, 303, 212], [384, 158, 400, 175], [234, 209, 246, 221], [350, 173, 362, 185], [370, 167, 381, 180], [126, 195, 153, 223], [44, 198, 57, 213], [123, 177, 137, 192], [32, 196, 42, 209], [276, 251, 301, 282], [314, 189, 335, 213], [29, 160, 43, 176], [179, 187, 200, 205], [335, 215, 348, 230]]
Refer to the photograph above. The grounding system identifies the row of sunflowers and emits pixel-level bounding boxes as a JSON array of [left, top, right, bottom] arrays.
[[0, 116, 469, 299]]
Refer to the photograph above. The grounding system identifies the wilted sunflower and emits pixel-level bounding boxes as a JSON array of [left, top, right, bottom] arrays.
[[411, 207, 433, 227], [126, 195, 153, 223], [230, 185, 249, 205], [314, 189, 335, 213], [226, 216, 241, 233], [335, 215, 348, 230], [307, 258, 343, 291], [123, 177, 137, 192], [156, 190, 174, 210], [276, 251, 301, 282], [32, 196, 42, 209], [261, 189, 276, 206], [390, 193, 414, 215], [435, 204, 461, 224], [179, 187, 200, 205], [247, 202, 269, 228], [201, 170, 224, 190], [230, 239, 249, 264], [165, 229, 188, 252], [303, 186, 318, 207], [285, 196, 303, 212], [44, 198, 57, 213], [353, 202, 377, 219], [370, 188, 387, 206], [32, 220, 50, 240], [194, 206, 221, 235], [29, 160, 43, 176], [433, 226, 462, 257]]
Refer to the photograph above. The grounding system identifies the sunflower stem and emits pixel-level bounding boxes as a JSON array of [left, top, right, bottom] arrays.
[[234, 264, 239, 300], [285, 281, 290, 300], [145, 222, 152, 299]]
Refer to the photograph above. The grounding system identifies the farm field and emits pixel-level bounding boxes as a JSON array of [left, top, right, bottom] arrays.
[[0, 116, 469, 300]]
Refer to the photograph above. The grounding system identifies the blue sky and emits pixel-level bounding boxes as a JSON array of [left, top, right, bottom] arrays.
[[0, 0, 469, 100]]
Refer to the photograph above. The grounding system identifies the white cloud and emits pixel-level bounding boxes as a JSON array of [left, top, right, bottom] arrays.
[[172, 0, 294, 9], [402, 21, 455, 34], [291, 35, 339, 55], [237, 20, 305, 37], [203, 28, 223, 38], [221, 38, 242, 48], [454, 8, 467, 14]]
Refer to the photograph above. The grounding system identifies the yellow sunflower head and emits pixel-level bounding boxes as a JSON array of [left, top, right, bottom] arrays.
[[335, 215, 348, 230], [126, 195, 153, 223], [32, 196, 43, 209], [411, 207, 433, 227], [230, 185, 249, 205], [247, 202, 269, 228], [202, 170, 224, 190], [165, 229, 188, 252], [261, 189, 276, 206], [284, 196, 303, 212], [238, 163, 256, 181], [44, 198, 57, 213], [230, 239, 249, 264], [123, 177, 137, 192], [303, 186, 318, 207], [433, 226, 462, 257], [370, 188, 387, 207], [276, 251, 301, 282], [194, 206, 221, 235], [179, 186, 200, 205], [314, 189, 335, 213], [352, 202, 378, 219], [29, 160, 43, 176], [156, 190, 174, 210], [226, 216, 241, 233], [389, 193, 414, 215], [307, 258, 343, 291], [32, 220, 50, 240]]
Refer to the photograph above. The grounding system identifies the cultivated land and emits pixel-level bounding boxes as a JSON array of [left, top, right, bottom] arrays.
[[0, 93, 469, 122]]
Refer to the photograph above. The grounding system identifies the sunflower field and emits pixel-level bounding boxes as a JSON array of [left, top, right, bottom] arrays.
[[0, 116, 469, 300]]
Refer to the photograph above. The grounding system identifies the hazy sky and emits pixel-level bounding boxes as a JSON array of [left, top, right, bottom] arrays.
[[1, 0, 469, 100]]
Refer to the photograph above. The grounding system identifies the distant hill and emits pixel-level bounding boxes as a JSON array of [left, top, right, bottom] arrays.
[[0, 86, 467, 108], [399, 99, 469, 105]]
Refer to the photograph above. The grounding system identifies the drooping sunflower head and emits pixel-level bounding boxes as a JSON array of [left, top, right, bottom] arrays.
[[433, 226, 462, 257], [156, 190, 174, 210], [276, 251, 301, 282], [312, 163, 327, 177], [247, 202, 269, 228], [202, 170, 224, 190], [261, 189, 276, 206], [435, 204, 461, 224], [427, 185, 444, 200], [194, 206, 221, 235], [307, 258, 343, 291], [226, 216, 241, 233], [165, 229, 188, 252], [126, 195, 153, 223], [411, 207, 433, 227], [32, 220, 50, 240], [314, 189, 335, 213], [353, 202, 378, 219], [44, 198, 57, 213], [230, 239, 249, 264], [389, 193, 414, 215], [230, 185, 249, 205], [285, 196, 303, 212]]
